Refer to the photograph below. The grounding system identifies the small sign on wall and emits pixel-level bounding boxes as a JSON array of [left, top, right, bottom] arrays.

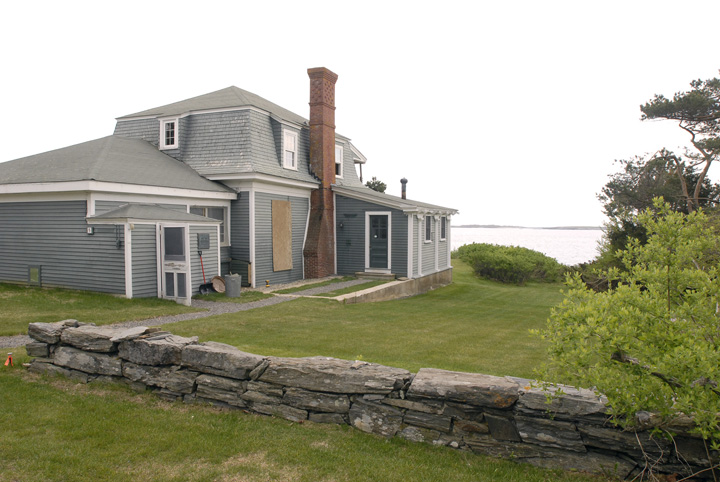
[[197, 233, 210, 251]]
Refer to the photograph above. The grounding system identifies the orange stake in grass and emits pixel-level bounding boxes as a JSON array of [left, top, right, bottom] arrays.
[[4, 353, 12, 367]]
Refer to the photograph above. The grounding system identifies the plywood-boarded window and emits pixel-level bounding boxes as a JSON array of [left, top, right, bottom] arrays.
[[272, 200, 293, 271]]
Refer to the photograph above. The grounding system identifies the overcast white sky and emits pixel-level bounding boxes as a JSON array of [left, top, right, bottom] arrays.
[[1, 1, 719, 227]]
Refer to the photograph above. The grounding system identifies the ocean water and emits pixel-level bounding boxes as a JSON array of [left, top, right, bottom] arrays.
[[451, 227, 604, 266]]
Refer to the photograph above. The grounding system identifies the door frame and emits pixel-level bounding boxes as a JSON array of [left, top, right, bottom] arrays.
[[157, 223, 192, 306], [365, 211, 392, 272]]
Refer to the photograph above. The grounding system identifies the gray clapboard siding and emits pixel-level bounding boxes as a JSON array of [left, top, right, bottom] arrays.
[[438, 226, 449, 269], [421, 216, 436, 274], [229, 194, 250, 281], [412, 216, 420, 277], [254, 192, 308, 285], [335, 195, 408, 277], [0, 201, 125, 293], [131, 224, 158, 298], [190, 225, 219, 295]]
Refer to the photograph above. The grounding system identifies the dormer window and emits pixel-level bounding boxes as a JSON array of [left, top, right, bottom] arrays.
[[160, 118, 179, 150], [283, 130, 298, 170], [335, 144, 343, 178]]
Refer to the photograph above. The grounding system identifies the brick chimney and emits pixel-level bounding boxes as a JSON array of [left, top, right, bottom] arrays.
[[303, 67, 338, 279]]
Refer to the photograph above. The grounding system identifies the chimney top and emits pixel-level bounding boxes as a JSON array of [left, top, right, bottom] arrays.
[[401, 178, 408, 199]]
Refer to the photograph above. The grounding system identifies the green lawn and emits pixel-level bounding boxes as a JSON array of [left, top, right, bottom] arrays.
[[166, 260, 564, 378], [0, 371, 604, 482], [0, 260, 603, 482], [0, 283, 199, 337]]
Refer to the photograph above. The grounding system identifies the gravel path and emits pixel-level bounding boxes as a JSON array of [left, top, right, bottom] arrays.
[[0, 278, 373, 349]]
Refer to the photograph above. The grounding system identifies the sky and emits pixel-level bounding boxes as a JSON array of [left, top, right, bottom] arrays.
[[1, 1, 719, 227]]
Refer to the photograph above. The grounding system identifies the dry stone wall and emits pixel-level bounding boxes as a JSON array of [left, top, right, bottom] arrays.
[[26, 320, 712, 479]]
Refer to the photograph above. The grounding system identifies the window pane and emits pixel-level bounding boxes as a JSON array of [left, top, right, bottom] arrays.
[[189, 207, 204, 216], [425, 217, 432, 241], [164, 227, 185, 260], [207, 207, 224, 220], [165, 273, 175, 297], [165, 122, 175, 146], [177, 273, 187, 298]]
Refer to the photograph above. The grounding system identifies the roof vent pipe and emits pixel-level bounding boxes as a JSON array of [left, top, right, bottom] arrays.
[[401, 178, 408, 199]]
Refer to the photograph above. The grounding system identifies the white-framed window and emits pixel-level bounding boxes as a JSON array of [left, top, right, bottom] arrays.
[[160, 118, 179, 150], [335, 144, 343, 178], [283, 130, 298, 170], [190, 206, 229, 245], [440, 216, 447, 241], [425, 215, 433, 243]]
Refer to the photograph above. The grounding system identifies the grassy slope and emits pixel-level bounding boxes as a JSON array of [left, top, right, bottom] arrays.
[[167, 260, 565, 378], [0, 372, 603, 482], [0, 283, 198, 337], [0, 260, 605, 481]]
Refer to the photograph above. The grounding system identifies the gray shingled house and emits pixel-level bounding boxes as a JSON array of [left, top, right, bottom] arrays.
[[0, 68, 456, 304]]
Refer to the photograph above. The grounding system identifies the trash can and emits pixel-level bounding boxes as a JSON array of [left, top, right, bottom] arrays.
[[225, 274, 242, 298]]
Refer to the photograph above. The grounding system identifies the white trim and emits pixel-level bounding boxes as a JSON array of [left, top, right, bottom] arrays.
[[434, 216, 440, 272], [184, 226, 192, 305], [87, 193, 96, 216], [335, 144, 344, 179], [155, 223, 162, 298], [349, 143, 367, 164], [0, 191, 87, 203], [365, 211, 392, 272], [223, 178, 313, 199], [333, 192, 338, 275], [124, 223, 133, 299], [159, 117, 179, 150], [88, 217, 219, 225], [0, 180, 237, 200], [302, 195, 311, 282], [217, 224, 222, 275], [249, 188, 256, 288], [407, 214, 413, 279], [424, 215, 433, 244], [158, 223, 192, 306], [417, 214, 424, 277], [283, 129, 299, 170], [447, 215, 453, 268]]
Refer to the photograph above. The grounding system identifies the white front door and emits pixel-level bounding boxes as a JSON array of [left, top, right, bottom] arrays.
[[160, 225, 191, 305]]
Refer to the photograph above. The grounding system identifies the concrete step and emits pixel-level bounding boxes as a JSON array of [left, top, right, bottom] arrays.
[[355, 272, 396, 281]]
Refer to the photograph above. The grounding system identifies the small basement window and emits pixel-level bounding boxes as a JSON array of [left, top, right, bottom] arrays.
[[160, 118, 179, 150]]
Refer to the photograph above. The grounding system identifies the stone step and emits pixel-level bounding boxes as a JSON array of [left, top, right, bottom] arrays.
[[355, 272, 396, 281]]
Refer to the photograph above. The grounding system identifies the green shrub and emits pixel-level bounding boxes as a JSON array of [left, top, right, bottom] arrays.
[[454, 243, 564, 285]]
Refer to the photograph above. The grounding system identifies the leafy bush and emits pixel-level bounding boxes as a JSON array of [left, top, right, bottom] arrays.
[[454, 243, 564, 285], [539, 201, 720, 454]]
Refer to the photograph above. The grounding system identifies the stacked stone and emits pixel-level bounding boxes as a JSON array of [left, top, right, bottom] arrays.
[[26, 321, 712, 479]]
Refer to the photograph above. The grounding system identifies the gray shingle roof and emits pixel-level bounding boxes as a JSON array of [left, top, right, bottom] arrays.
[[0, 136, 232, 193], [333, 185, 458, 214], [88, 203, 221, 223], [118, 86, 308, 126]]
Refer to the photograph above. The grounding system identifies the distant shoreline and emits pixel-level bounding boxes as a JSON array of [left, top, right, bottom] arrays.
[[453, 225, 603, 231]]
